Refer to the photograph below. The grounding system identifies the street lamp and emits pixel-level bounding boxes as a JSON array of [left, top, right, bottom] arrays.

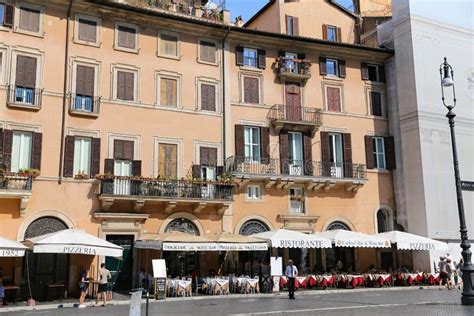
[[439, 57, 474, 305]]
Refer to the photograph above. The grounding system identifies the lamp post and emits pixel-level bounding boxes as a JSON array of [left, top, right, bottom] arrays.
[[439, 57, 474, 305]]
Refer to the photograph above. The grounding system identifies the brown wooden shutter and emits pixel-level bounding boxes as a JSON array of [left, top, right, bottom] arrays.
[[216, 166, 224, 177], [243, 77, 259, 104], [385, 136, 396, 170], [337, 27, 342, 42], [292, 17, 299, 35], [76, 65, 94, 96], [114, 140, 133, 160], [19, 7, 40, 33], [208, 148, 217, 166], [3, 130, 13, 171], [123, 141, 134, 160], [16, 56, 36, 88], [322, 24, 328, 40], [234, 125, 245, 158], [91, 138, 101, 176], [326, 87, 341, 112], [113, 139, 123, 160], [338, 60, 346, 78], [319, 57, 327, 75], [364, 135, 375, 169], [303, 132, 313, 176], [361, 63, 369, 80], [260, 127, 270, 162], [343, 133, 352, 178], [279, 131, 289, 174], [125, 72, 134, 101], [3, 5, 14, 27], [118, 25, 136, 49], [200, 147, 209, 165], [117, 71, 126, 100], [257, 49, 266, 69], [78, 18, 97, 42], [320, 132, 330, 176], [63, 136, 75, 177], [31, 132, 42, 170], [0, 129, 3, 169], [378, 65, 386, 83], [192, 165, 201, 179], [132, 160, 141, 176], [104, 159, 114, 174], [200, 41, 216, 63], [201, 84, 216, 111], [236, 46, 244, 66]]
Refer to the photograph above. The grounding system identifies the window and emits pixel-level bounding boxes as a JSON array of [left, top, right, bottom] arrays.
[[370, 91, 383, 116], [289, 188, 304, 214], [158, 143, 178, 178], [160, 77, 178, 107], [201, 165, 216, 181], [286, 15, 298, 35], [326, 86, 341, 112], [116, 23, 138, 51], [377, 209, 391, 233], [243, 76, 259, 104], [74, 65, 95, 112], [243, 48, 258, 68], [11, 131, 32, 172], [116, 70, 135, 101], [368, 65, 379, 81], [199, 39, 217, 63], [14, 55, 37, 105], [326, 59, 338, 76], [327, 25, 337, 42], [113, 139, 133, 177], [247, 185, 261, 200], [200, 83, 216, 112], [373, 137, 386, 169], [0, 4, 4, 25], [362, 63, 385, 82], [329, 133, 344, 177], [77, 16, 98, 44], [159, 32, 179, 58], [18, 5, 41, 33], [73, 137, 91, 175], [244, 127, 260, 161]]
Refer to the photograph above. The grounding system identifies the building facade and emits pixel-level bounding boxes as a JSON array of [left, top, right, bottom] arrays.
[[0, 0, 395, 298]]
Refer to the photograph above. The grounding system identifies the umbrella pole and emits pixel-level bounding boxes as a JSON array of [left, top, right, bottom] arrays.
[[25, 251, 34, 303]]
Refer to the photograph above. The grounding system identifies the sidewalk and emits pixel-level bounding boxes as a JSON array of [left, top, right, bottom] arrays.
[[0, 286, 442, 313]]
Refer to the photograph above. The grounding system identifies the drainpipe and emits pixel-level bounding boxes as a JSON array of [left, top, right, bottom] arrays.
[[221, 27, 230, 165], [58, 0, 73, 184]]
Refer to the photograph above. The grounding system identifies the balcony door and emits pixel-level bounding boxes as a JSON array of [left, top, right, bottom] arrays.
[[201, 166, 216, 199], [288, 132, 303, 176], [285, 52, 298, 73], [285, 82, 301, 121], [329, 133, 344, 177], [114, 160, 132, 195]]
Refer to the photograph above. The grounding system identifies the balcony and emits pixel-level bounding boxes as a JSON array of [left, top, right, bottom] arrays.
[[225, 156, 366, 192], [0, 172, 33, 217], [276, 57, 312, 81], [68, 93, 101, 117], [121, 1, 226, 23], [6, 85, 43, 110], [97, 177, 234, 214], [267, 104, 323, 136]]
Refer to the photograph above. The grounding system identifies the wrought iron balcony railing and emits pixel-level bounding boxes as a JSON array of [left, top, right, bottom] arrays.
[[276, 57, 311, 80], [225, 156, 366, 180], [99, 177, 233, 201], [268, 104, 322, 125], [68, 93, 101, 116], [0, 173, 33, 191], [133, 1, 224, 22], [7, 85, 43, 109]]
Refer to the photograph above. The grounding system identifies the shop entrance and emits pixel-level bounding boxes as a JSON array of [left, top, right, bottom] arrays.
[[106, 235, 134, 292]]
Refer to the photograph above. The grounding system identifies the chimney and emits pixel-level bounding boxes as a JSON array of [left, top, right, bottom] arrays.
[[235, 15, 244, 27], [222, 9, 230, 24]]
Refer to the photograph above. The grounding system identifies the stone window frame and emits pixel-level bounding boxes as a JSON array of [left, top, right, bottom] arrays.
[[197, 37, 219, 66], [245, 184, 264, 202], [152, 136, 183, 178], [288, 185, 306, 215], [114, 21, 140, 54], [69, 57, 101, 98], [14, 2, 45, 38], [155, 70, 182, 109], [364, 85, 386, 117], [73, 13, 102, 48], [322, 81, 345, 113], [111, 63, 140, 103], [196, 77, 220, 113], [157, 29, 181, 60], [239, 71, 263, 105]]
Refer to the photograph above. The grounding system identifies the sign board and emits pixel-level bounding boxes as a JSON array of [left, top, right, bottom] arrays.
[[271, 256, 282, 276], [154, 278, 167, 300], [129, 290, 142, 316], [0, 249, 25, 257], [162, 242, 267, 251], [272, 276, 280, 292], [152, 259, 167, 278], [461, 181, 474, 191]]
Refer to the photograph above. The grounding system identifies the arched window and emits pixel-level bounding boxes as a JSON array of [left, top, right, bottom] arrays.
[[24, 216, 68, 239], [165, 218, 199, 235], [377, 209, 391, 233], [327, 221, 351, 231], [239, 219, 269, 236]]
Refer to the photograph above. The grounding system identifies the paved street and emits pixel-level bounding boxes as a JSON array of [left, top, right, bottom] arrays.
[[6, 288, 474, 316]]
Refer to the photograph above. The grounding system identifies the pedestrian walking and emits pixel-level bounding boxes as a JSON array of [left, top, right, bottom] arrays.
[[94, 263, 111, 307], [438, 256, 448, 289], [285, 259, 298, 299], [78, 269, 90, 308]]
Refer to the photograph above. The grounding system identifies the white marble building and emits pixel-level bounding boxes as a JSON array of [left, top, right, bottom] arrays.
[[379, 0, 474, 271]]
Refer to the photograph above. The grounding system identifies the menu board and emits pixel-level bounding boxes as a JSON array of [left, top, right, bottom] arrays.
[[271, 256, 283, 276], [152, 259, 167, 278]]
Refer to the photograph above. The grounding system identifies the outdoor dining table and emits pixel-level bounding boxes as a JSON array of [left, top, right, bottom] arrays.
[[213, 278, 230, 295], [337, 274, 364, 288], [406, 273, 423, 285], [168, 279, 192, 297], [315, 275, 335, 288], [295, 276, 307, 288], [427, 273, 441, 285], [373, 274, 392, 286]]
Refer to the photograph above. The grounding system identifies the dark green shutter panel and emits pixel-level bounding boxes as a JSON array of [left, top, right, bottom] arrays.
[[235, 125, 245, 158], [319, 57, 327, 75], [303, 132, 313, 176], [320, 132, 330, 177], [3, 5, 14, 27], [385, 136, 396, 170], [104, 159, 114, 174], [257, 49, 266, 69], [364, 136, 375, 169], [361, 63, 369, 80], [378, 65, 386, 83], [343, 133, 352, 178], [132, 160, 141, 176], [63, 136, 75, 177], [192, 164, 201, 179], [338, 60, 346, 78], [91, 138, 101, 176], [236, 46, 244, 66], [31, 132, 42, 170], [260, 127, 270, 162], [279, 131, 289, 175]]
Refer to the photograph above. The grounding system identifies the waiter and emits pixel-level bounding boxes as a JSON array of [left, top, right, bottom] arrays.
[[285, 259, 298, 299]]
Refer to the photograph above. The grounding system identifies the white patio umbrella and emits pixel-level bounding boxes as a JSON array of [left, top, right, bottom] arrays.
[[252, 229, 332, 248], [315, 230, 391, 248], [0, 236, 28, 257], [23, 229, 123, 258], [376, 231, 449, 251]]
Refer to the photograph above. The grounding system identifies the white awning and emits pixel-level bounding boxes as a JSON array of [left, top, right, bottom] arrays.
[[252, 229, 332, 248], [23, 229, 123, 258], [315, 230, 391, 248], [0, 236, 27, 257], [376, 231, 449, 251]]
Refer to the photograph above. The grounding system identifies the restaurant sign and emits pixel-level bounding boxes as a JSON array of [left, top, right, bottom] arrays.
[[277, 240, 325, 248], [408, 243, 435, 250], [0, 249, 25, 257], [163, 242, 268, 251], [63, 246, 98, 255], [218, 243, 268, 251], [335, 240, 390, 248]]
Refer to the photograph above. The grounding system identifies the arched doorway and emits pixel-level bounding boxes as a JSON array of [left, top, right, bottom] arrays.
[[325, 221, 355, 273], [238, 219, 270, 276], [163, 218, 200, 277], [377, 208, 394, 269], [22, 217, 69, 300]]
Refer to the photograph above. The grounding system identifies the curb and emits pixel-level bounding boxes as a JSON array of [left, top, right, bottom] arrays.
[[0, 286, 442, 313]]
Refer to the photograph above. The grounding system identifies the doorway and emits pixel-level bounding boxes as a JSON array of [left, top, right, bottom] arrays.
[[285, 82, 302, 121], [288, 132, 303, 175], [328, 133, 344, 177], [105, 235, 134, 292]]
